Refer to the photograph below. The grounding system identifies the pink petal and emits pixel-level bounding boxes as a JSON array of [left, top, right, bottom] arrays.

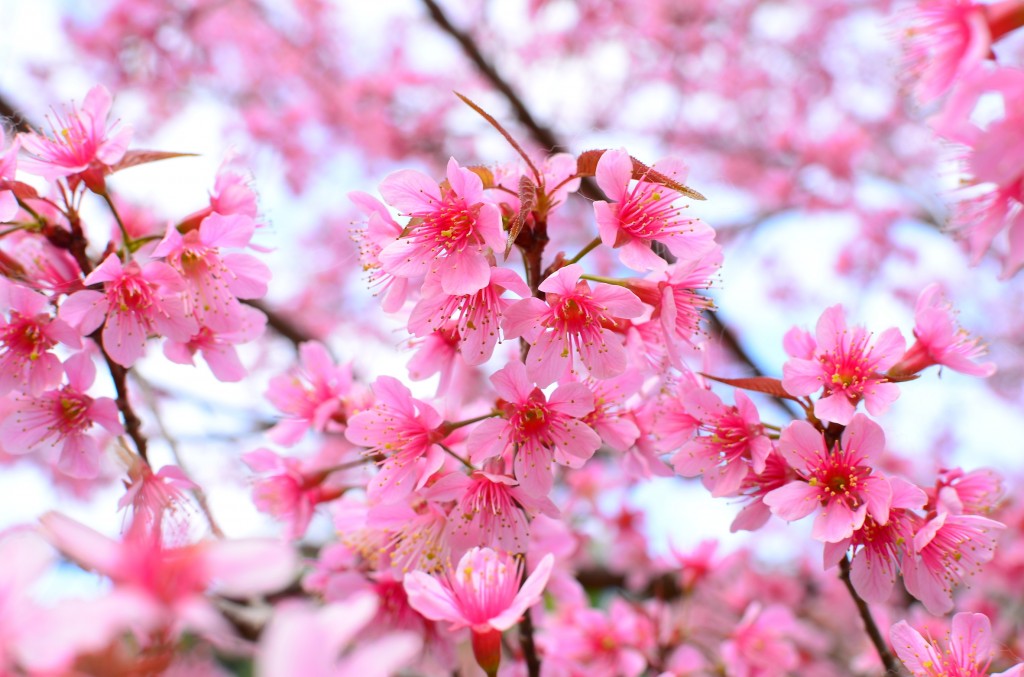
[[204, 539, 297, 597], [763, 481, 820, 522], [488, 553, 554, 631], [403, 570, 463, 626]]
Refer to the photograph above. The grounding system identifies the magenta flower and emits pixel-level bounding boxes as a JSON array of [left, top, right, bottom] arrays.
[[901, 506, 1004, 615], [59, 254, 197, 367], [782, 304, 905, 425], [0, 281, 81, 395], [593, 148, 717, 271], [152, 212, 270, 333], [763, 415, 893, 543], [891, 283, 995, 378], [468, 361, 601, 497], [18, 85, 132, 190], [670, 388, 772, 498], [0, 353, 122, 478], [404, 547, 554, 675], [345, 375, 447, 503], [265, 341, 354, 446], [503, 263, 645, 387], [890, 612, 1024, 677], [378, 157, 505, 296], [408, 266, 529, 366]]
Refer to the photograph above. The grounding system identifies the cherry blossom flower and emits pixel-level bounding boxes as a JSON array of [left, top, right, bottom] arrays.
[[782, 304, 905, 425], [670, 387, 771, 498], [408, 266, 529, 365], [468, 361, 601, 496], [258, 595, 421, 677], [404, 547, 554, 675], [539, 597, 655, 677], [730, 450, 797, 533], [890, 612, 1024, 677], [116, 446, 198, 543], [40, 511, 297, 639], [344, 375, 447, 503], [162, 303, 267, 382], [891, 283, 995, 377], [764, 415, 893, 543], [349, 190, 415, 313], [579, 371, 642, 453], [378, 157, 505, 296], [721, 604, 804, 677], [902, 0, 993, 103], [593, 148, 716, 271], [18, 85, 132, 191], [59, 254, 196, 368], [901, 505, 1004, 614], [0, 281, 81, 395], [243, 448, 346, 540], [265, 341, 354, 445], [503, 263, 645, 387], [152, 212, 270, 333], [0, 353, 122, 478], [933, 466, 1003, 514]]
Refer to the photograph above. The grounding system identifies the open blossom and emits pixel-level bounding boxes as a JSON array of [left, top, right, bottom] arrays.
[[503, 263, 645, 387], [162, 303, 267, 382], [59, 254, 197, 368], [891, 283, 995, 377], [0, 281, 81, 395], [378, 157, 505, 296], [404, 547, 554, 674], [593, 148, 717, 271], [344, 376, 447, 503], [243, 448, 346, 540], [782, 304, 905, 425], [152, 212, 270, 333], [349, 191, 414, 313], [540, 597, 655, 677], [890, 612, 1024, 677], [901, 505, 1004, 614], [265, 341, 355, 446], [670, 387, 772, 498], [764, 415, 893, 543], [408, 266, 529, 366], [467, 361, 601, 497], [0, 353, 122, 478], [18, 85, 132, 190]]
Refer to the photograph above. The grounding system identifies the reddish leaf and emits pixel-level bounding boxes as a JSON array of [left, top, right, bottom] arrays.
[[699, 373, 798, 400], [506, 174, 537, 256], [576, 149, 706, 201], [466, 165, 496, 189], [111, 150, 198, 173]]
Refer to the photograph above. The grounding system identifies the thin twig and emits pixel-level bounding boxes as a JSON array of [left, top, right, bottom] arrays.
[[838, 557, 905, 676]]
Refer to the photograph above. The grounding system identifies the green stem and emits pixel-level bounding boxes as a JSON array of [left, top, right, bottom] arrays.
[[100, 190, 133, 252], [567, 236, 601, 264], [443, 411, 499, 433], [439, 443, 474, 471]]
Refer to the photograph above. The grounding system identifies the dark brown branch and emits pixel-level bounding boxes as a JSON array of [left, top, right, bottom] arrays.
[[838, 557, 905, 676], [518, 608, 541, 677], [0, 92, 35, 134], [243, 298, 319, 348], [101, 350, 149, 462]]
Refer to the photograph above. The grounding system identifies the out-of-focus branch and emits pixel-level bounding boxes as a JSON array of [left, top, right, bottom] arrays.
[[244, 298, 319, 349], [839, 557, 905, 676], [0, 92, 34, 134]]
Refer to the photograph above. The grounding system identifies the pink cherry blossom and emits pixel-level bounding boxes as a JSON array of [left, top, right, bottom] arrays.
[[265, 341, 354, 446], [59, 254, 196, 368], [18, 85, 132, 190], [670, 387, 772, 498], [378, 157, 505, 296], [0, 352, 122, 478], [115, 445, 198, 543], [891, 283, 995, 377], [763, 415, 893, 543], [503, 263, 645, 387], [344, 375, 447, 503], [539, 597, 654, 677], [152, 213, 270, 333], [0, 281, 81, 395], [579, 371, 642, 453], [901, 506, 1004, 615], [890, 612, 1024, 677], [730, 450, 797, 533], [782, 304, 905, 425], [933, 466, 1003, 514], [162, 303, 267, 382], [408, 266, 529, 365], [40, 511, 297, 639], [243, 448, 346, 540], [721, 603, 803, 677], [404, 547, 553, 632], [349, 190, 414, 313], [467, 361, 601, 497], [902, 0, 993, 103], [593, 148, 717, 271]]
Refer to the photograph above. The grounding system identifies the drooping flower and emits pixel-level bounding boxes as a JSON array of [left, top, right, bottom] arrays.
[[344, 376, 448, 504], [782, 305, 905, 425], [378, 158, 505, 296], [890, 283, 995, 377], [18, 85, 132, 192], [503, 263, 645, 387], [763, 415, 893, 543], [467, 361, 601, 497], [901, 505, 1004, 615], [408, 266, 529, 366], [593, 148, 717, 271], [115, 445, 198, 544], [0, 281, 81, 395], [59, 254, 196, 368], [404, 547, 554, 675], [0, 352, 122, 478], [890, 612, 1024, 677]]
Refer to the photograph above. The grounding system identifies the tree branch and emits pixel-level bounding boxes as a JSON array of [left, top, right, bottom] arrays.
[[838, 557, 905, 676]]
